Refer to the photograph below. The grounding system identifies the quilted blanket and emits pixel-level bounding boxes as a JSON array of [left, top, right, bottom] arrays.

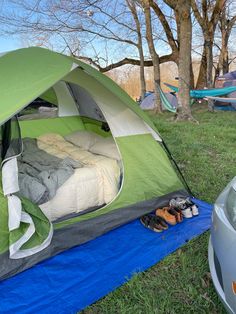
[[18, 138, 82, 204], [37, 133, 121, 221]]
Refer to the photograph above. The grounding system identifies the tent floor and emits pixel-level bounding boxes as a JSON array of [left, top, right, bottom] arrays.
[[0, 198, 212, 314]]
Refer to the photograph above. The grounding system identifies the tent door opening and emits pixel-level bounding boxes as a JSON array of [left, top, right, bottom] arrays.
[[10, 86, 123, 223]]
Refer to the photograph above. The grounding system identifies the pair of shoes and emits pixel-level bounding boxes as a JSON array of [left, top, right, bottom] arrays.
[[182, 204, 199, 218], [155, 207, 181, 225], [169, 197, 186, 209], [168, 207, 183, 223], [186, 197, 199, 216], [140, 214, 168, 232], [169, 197, 199, 218]]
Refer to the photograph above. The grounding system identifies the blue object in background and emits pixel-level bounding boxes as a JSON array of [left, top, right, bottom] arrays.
[[0, 198, 212, 314], [214, 105, 236, 111], [165, 82, 236, 99]]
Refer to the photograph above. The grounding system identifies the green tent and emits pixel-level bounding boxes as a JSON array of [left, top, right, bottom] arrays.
[[0, 47, 188, 280]]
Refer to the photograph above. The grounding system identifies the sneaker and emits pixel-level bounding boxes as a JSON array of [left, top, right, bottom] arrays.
[[191, 204, 199, 216], [185, 197, 199, 216], [169, 198, 186, 209], [181, 205, 193, 218], [156, 207, 177, 225]]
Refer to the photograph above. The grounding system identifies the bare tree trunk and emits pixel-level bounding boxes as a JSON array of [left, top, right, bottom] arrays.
[[142, 0, 162, 113], [218, 7, 234, 75], [222, 49, 229, 74], [138, 46, 146, 100], [214, 62, 220, 83], [196, 44, 207, 88], [205, 40, 213, 87], [196, 39, 213, 94], [127, 0, 147, 100], [205, 38, 214, 111], [152, 55, 162, 114], [191, 0, 226, 111], [175, 0, 194, 121], [190, 54, 195, 89], [217, 43, 230, 79]]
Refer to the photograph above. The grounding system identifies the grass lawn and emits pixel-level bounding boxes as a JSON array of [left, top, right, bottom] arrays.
[[83, 106, 236, 314]]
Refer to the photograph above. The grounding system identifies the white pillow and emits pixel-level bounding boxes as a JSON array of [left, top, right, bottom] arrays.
[[65, 130, 102, 150], [89, 137, 121, 160]]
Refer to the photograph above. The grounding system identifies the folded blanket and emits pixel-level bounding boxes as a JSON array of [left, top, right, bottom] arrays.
[[37, 133, 121, 205], [18, 138, 83, 204]]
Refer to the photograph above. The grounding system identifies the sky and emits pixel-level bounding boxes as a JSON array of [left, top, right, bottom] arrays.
[[0, 0, 235, 71], [0, 0, 172, 58], [0, 37, 20, 52]]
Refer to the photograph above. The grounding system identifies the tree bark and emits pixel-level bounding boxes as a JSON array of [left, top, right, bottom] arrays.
[[127, 0, 147, 100], [142, 0, 162, 113], [151, 0, 181, 87], [190, 54, 195, 89], [175, 0, 194, 121], [191, 0, 226, 111], [196, 44, 207, 88], [218, 8, 236, 75], [139, 46, 147, 100], [205, 38, 214, 111]]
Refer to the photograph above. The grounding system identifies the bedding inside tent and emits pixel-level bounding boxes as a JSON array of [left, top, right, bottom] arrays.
[[3, 95, 123, 222], [0, 47, 189, 281]]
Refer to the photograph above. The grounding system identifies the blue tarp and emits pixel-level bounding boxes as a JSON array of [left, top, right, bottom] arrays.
[[0, 198, 212, 314]]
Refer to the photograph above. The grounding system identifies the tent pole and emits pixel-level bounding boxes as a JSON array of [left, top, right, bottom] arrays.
[[161, 140, 194, 197]]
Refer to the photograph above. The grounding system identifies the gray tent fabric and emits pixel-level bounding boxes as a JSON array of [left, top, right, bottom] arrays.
[[68, 83, 106, 121], [218, 70, 236, 81], [223, 81, 236, 108], [140, 92, 178, 111], [215, 71, 236, 108], [0, 189, 188, 281]]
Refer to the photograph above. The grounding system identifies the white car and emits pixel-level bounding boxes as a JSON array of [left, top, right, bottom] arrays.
[[209, 177, 236, 313]]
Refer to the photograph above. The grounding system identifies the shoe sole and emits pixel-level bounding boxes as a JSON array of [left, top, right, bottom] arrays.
[[182, 208, 193, 218], [191, 205, 199, 216], [183, 215, 193, 219], [140, 217, 164, 232]]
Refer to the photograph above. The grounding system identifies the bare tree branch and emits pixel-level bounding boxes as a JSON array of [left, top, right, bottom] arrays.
[[78, 53, 175, 72]]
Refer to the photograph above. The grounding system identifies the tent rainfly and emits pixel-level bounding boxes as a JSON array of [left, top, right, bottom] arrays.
[[140, 91, 178, 112], [0, 47, 189, 280], [214, 71, 236, 110]]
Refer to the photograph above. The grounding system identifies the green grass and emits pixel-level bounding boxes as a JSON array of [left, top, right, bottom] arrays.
[[82, 106, 236, 314]]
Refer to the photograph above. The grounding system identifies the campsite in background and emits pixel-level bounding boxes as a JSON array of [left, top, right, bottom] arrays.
[[0, 1, 235, 314]]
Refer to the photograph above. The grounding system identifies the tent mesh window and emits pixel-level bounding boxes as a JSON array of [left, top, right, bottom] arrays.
[[67, 83, 106, 122], [1, 116, 22, 163], [18, 99, 58, 121]]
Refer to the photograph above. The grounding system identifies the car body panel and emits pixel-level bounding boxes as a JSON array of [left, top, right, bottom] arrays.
[[209, 176, 236, 313]]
